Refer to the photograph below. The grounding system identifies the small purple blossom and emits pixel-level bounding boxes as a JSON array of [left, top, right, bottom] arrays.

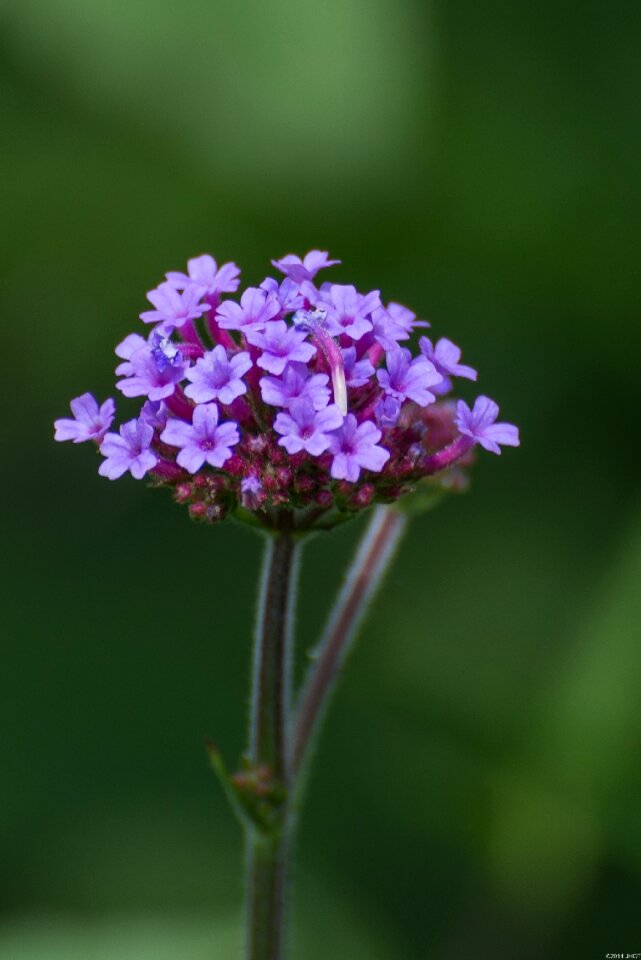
[[151, 334, 184, 373], [116, 334, 188, 401], [241, 475, 264, 510], [342, 346, 375, 388], [419, 337, 477, 382], [274, 399, 343, 455], [54, 393, 115, 443], [260, 277, 304, 314], [115, 333, 147, 375], [140, 399, 169, 431], [328, 415, 390, 482], [166, 254, 240, 297], [455, 396, 520, 455], [271, 250, 341, 284], [370, 302, 424, 349], [98, 418, 157, 479], [216, 287, 280, 332], [184, 346, 252, 405], [312, 284, 381, 341], [377, 347, 443, 406], [390, 301, 425, 332], [161, 404, 240, 473], [260, 363, 330, 411], [374, 396, 401, 428], [247, 321, 316, 375], [140, 281, 208, 331]]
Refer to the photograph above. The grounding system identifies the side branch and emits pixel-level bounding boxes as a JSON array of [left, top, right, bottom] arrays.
[[290, 505, 406, 781]]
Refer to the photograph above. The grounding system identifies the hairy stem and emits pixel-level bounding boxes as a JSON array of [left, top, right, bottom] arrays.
[[244, 506, 405, 957], [246, 528, 300, 960], [290, 505, 407, 783], [245, 829, 291, 960]]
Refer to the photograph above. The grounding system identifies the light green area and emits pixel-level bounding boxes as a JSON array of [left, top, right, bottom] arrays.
[[0, 916, 238, 960], [0, 886, 395, 960]]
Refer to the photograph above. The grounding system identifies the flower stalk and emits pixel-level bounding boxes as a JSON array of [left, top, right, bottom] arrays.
[[290, 506, 407, 783], [245, 525, 300, 960], [244, 504, 409, 958], [250, 528, 300, 778], [245, 828, 291, 960]]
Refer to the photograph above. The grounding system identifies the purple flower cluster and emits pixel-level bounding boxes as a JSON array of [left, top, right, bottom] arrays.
[[55, 250, 518, 527]]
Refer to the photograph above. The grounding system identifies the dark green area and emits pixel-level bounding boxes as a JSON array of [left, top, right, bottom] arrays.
[[1, 1, 640, 956]]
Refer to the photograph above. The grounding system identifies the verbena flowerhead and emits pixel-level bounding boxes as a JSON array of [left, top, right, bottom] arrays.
[[54, 251, 519, 531]]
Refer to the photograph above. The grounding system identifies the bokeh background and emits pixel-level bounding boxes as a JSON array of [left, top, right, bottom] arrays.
[[1, 0, 640, 957]]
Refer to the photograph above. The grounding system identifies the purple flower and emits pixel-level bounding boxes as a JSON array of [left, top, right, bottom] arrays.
[[341, 346, 375, 388], [184, 346, 252, 405], [241, 475, 263, 509], [246, 321, 316, 375], [54, 393, 115, 443], [56, 249, 519, 512], [140, 281, 208, 332], [274, 399, 343, 455], [390, 301, 425, 332], [259, 277, 304, 314], [377, 347, 442, 406], [150, 333, 184, 372], [160, 403, 240, 472], [370, 302, 423, 349], [216, 287, 280, 332], [98, 418, 158, 480], [271, 250, 341, 284], [140, 399, 169, 431], [114, 333, 147, 375], [419, 337, 477, 382], [116, 334, 188, 401], [328, 414, 390, 482], [312, 284, 381, 341], [166, 254, 240, 297], [260, 363, 330, 410], [374, 395, 401, 427], [455, 396, 520, 455]]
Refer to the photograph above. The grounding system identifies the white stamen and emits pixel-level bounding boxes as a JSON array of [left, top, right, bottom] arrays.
[[331, 365, 348, 416]]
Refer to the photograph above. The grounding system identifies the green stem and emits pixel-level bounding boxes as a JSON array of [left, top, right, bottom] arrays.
[[290, 506, 407, 783], [243, 506, 405, 957], [246, 527, 300, 960], [245, 829, 290, 960]]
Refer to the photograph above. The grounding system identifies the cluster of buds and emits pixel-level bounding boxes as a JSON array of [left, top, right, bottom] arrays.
[[54, 250, 518, 531]]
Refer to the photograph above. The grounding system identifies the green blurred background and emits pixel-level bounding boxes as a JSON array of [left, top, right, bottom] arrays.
[[1, 0, 640, 956]]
